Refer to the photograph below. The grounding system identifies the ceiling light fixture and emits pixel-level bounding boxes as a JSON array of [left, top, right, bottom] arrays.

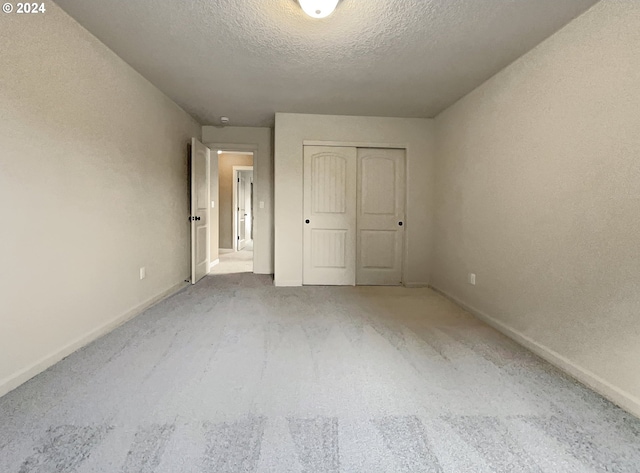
[[298, 0, 339, 19]]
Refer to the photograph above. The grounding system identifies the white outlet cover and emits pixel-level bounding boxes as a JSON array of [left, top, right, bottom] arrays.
[[140, 267, 146, 280], [469, 273, 476, 285], [259, 201, 264, 209], [211, 201, 215, 208]]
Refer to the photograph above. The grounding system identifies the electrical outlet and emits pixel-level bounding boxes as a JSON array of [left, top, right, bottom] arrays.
[[259, 201, 265, 209], [468, 273, 476, 285], [140, 267, 146, 280], [211, 201, 215, 208]]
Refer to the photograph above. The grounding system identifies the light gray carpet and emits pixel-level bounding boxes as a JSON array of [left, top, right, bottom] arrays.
[[1, 273, 639, 472]]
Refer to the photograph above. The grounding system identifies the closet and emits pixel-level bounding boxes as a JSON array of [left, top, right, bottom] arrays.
[[302, 146, 406, 286]]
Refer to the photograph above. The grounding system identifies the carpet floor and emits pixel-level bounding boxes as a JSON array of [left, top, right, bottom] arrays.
[[1, 273, 639, 472]]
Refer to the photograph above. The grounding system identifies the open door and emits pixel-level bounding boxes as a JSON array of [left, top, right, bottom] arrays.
[[191, 138, 210, 284], [237, 172, 247, 250]]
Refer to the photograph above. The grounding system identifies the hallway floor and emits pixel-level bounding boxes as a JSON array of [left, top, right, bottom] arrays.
[[210, 241, 253, 275], [1, 275, 639, 472]]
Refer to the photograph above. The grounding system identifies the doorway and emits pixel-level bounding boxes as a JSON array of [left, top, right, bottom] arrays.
[[234, 167, 254, 252], [211, 151, 254, 275]]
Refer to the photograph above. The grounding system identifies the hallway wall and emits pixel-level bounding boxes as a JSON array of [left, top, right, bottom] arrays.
[[218, 153, 253, 249]]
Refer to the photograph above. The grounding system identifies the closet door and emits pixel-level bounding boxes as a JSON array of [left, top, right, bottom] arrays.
[[303, 146, 357, 285], [356, 148, 405, 285]]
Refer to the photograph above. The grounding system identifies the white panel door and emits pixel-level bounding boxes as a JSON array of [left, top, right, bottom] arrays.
[[303, 146, 357, 285], [245, 174, 253, 240], [356, 148, 405, 285], [237, 172, 247, 250], [191, 138, 210, 284]]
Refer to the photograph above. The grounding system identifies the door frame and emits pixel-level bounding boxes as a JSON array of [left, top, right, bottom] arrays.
[[301, 141, 408, 286], [205, 144, 258, 271], [232, 165, 254, 252]]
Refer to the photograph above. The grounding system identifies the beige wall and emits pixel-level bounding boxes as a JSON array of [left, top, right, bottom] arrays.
[[218, 153, 254, 249], [274, 113, 435, 287], [432, 1, 640, 416], [202, 126, 273, 274], [0, 4, 201, 396]]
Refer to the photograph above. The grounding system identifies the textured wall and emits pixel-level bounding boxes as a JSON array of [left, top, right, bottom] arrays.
[[218, 154, 254, 249], [0, 4, 201, 395], [274, 113, 435, 287], [202, 126, 273, 275], [432, 1, 640, 414]]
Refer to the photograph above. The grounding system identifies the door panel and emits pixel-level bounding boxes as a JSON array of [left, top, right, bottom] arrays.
[[361, 157, 396, 215], [312, 154, 347, 213], [191, 138, 210, 284], [311, 229, 348, 268], [245, 173, 253, 242], [303, 146, 356, 285], [237, 172, 247, 250], [356, 149, 405, 285], [360, 230, 396, 268]]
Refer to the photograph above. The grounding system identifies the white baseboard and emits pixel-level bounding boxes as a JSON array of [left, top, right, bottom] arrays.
[[403, 282, 430, 288], [274, 281, 428, 288], [430, 285, 640, 419], [0, 280, 189, 399], [274, 279, 302, 287], [209, 259, 220, 270]]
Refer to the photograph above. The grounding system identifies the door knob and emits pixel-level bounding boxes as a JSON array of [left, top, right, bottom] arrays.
[[196, 216, 201, 221], [305, 219, 310, 224], [398, 221, 403, 226]]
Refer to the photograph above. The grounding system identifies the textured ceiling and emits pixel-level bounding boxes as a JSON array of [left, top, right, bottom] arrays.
[[55, 0, 599, 126]]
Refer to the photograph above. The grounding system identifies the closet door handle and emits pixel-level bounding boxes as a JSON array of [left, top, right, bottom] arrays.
[[398, 221, 403, 226], [305, 219, 310, 224]]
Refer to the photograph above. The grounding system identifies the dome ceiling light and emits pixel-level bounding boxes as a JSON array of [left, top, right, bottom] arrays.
[[298, 0, 340, 19]]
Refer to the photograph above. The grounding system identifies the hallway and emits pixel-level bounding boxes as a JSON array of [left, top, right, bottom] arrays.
[[210, 240, 254, 276]]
